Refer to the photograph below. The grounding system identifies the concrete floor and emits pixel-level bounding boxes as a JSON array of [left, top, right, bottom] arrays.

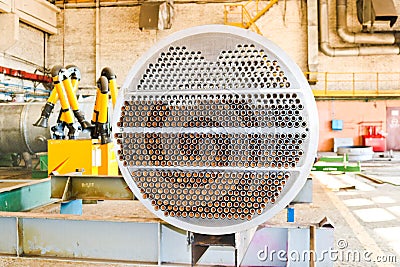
[[305, 152, 400, 267], [0, 154, 400, 266]]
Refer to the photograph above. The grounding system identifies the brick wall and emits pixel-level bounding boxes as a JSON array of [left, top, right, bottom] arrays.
[[28, 0, 400, 152], [2, 23, 45, 72], [0, 22, 47, 101], [3, 0, 399, 86], [48, 3, 236, 87]]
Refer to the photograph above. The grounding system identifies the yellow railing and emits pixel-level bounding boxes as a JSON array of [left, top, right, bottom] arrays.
[[224, 2, 260, 34], [224, 0, 278, 35], [306, 72, 400, 97]]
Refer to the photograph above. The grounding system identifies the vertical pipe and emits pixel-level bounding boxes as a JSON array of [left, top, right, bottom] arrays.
[[62, 3, 66, 66], [95, 0, 100, 82], [324, 72, 328, 96], [43, 33, 47, 74], [307, 1, 319, 81]]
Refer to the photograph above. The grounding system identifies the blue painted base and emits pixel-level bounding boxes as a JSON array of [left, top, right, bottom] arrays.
[[60, 199, 83, 215], [287, 206, 295, 222]]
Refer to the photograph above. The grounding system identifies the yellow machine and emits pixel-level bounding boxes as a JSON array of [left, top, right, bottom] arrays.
[[34, 66, 119, 176], [34, 65, 91, 139], [91, 67, 118, 144], [47, 139, 118, 176]]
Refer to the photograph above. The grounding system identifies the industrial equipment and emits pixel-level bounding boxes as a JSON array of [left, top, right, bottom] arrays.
[[0, 103, 52, 155], [356, 0, 398, 28], [91, 67, 118, 144], [34, 65, 91, 139], [139, 0, 174, 30], [113, 25, 319, 235], [0, 100, 94, 168], [362, 125, 386, 152], [31, 65, 118, 175]]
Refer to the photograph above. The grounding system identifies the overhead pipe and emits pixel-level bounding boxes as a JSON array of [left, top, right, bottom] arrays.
[[319, 0, 400, 57], [95, 0, 100, 83], [307, 0, 319, 82], [0, 66, 52, 83], [336, 0, 400, 45], [56, 0, 242, 9]]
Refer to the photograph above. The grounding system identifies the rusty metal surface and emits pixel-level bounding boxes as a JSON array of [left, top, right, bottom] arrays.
[[0, 212, 333, 265], [51, 175, 134, 200], [113, 25, 318, 234]]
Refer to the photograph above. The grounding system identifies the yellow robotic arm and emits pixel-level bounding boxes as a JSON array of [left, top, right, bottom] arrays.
[[92, 76, 111, 144], [91, 67, 118, 144], [35, 65, 117, 142], [34, 65, 92, 139], [62, 66, 91, 130], [51, 66, 76, 139], [33, 70, 60, 128], [100, 67, 118, 108]]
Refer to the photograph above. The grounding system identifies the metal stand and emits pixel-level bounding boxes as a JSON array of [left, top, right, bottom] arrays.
[[189, 233, 237, 266], [287, 205, 295, 222], [188, 227, 257, 267]]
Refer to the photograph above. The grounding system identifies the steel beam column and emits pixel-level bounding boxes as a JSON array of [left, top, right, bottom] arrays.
[[51, 175, 134, 200], [0, 178, 51, 212]]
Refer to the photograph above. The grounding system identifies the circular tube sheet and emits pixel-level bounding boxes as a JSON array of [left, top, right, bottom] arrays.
[[113, 25, 319, 234]]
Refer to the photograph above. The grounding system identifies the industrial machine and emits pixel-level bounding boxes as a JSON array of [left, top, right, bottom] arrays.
[[33, 65, 119, 175], [0, 26, 331, 266], [362, 124, 386, 152], [91, 67, 118, 144], [33, 65, 91, 139], [113, 25, 319, 235]]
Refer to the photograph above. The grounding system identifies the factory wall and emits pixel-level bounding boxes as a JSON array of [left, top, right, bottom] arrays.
[[0, 22, 47, 89], [47, 0, 400, 85], [48, 0, 400, 86], [252, 0, 308, 70], [46, 1, 310, 86], [47, 7, 96, 86], [2, 23, 46, 70], [317, 99, 400, 152], [44, 0, 400, 152], [0, 22, 48, 102], [47, 3, 228, 86]]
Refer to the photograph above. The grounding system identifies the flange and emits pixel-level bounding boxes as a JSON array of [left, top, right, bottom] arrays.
[[113, 25, 318, 234]]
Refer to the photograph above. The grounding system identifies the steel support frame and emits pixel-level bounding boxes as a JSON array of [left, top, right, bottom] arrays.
[[51, 175, 134, 201], [0, 174, 317, 264], [0, 178, 52, 212], [189, 226, 257, 267], [0, 212, 334, 266]]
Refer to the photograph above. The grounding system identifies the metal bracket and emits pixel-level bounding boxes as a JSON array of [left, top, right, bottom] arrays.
[[291, 177, 313, 204], [188, 227, 257, 267], [61, 177, 72, 201], [51, 174, 134, 201], [189, 232, 237, 267]]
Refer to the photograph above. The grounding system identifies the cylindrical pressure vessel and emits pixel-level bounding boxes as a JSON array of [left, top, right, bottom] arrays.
[[0, 100, 95, 155], [0, 103, 51, 154]]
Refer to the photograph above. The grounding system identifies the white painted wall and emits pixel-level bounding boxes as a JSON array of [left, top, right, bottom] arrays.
[[44, 0, 400, 88]]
